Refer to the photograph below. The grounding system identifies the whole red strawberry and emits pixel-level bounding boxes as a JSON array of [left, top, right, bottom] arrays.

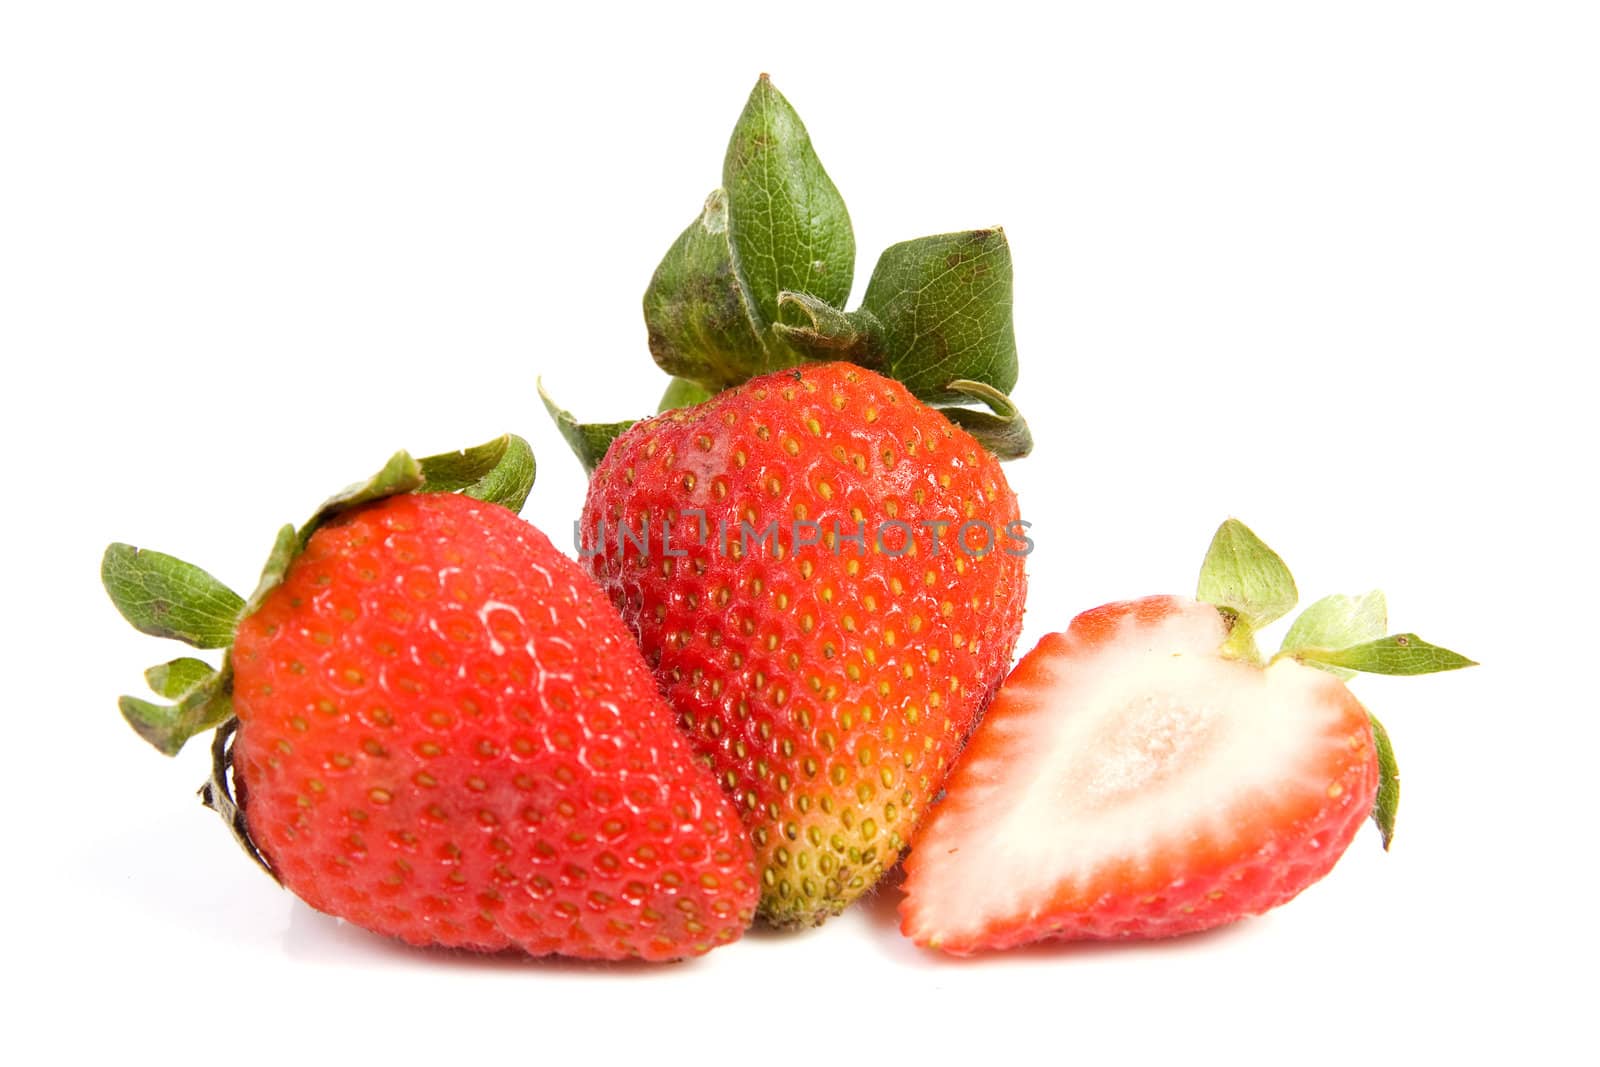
[[899, 520, 1474, 954], [581, 363, 1028, 924], [104, 437, 757, 961]]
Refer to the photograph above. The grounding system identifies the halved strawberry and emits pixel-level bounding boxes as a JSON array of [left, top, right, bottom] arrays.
[[900, 521, 1473, 954]]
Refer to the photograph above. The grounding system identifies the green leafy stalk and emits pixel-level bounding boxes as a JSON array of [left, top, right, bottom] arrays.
[[1293, 635, 1477, 676], [643, 189, 778, 390], [1201, 522, 1478, 853], [723, 74, 855, 328], [119, 657, 233, 758], [105, 434, 536, 757], [102, 545, 246, 649], [940, 379, 1034, 460], [417, 433, 536, 514], [1280, 591, 1388, 680], [1369, 712, 1400, 849], [1197, 519, 1299, 636], [630, 76, 1033, 465], [145, 657, 216, 699], [538, 379, 638, 475]]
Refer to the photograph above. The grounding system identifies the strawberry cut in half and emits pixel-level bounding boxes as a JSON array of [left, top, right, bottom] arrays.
[[900, 520, 1474, 955]]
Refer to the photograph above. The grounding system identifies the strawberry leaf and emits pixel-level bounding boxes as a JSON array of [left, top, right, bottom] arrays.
[[723, 74, 854, 330], [1295, 634, 1477, 676], [1196, 519, 1299, 630], [247, 435, 537, 616], [1369, 712, 1399, 850], [771, 290, 879, 365], [940, 379, 1034, 460], [858, 229, 1019, 404], [538, 379, 639, 475], [644, 189, 777, 390], [243, 525, 300, 618], [107, 435, 537, 759], [1281, 591, 1388, 679], [198, 718, 277, 881], [776, 230, 1020, 407], [118, 654, 233, 756], [144, 657, 215, 699], [417, 433, 535, 514], [102, 544, 246, 649]]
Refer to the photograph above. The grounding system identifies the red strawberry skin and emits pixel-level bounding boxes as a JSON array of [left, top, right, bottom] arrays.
[[230, 492, 758, 961], [900, 596, 1379, 954], [581, 363, 1027, 924]]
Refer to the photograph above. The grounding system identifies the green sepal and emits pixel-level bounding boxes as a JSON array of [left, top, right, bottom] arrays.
[[857, 229, 1018, 404], [241, 524, 303, 620], [101, 544, 246, 649], [416, 433, 536, 514], [1369, 712, 1400, 850], [305, 451, 425, 533], [538, 378, 639, 475], [772, 230, 1020, 407], [145, 657, 215, 699], [1197, 519, 1299, 631], [771, 291, 882, 366], [118, 653, 233, 757], [1218, 616, 1264, 666], [658, 377, 714, 413], [1294, 634, 1478, 676], [1281, 591, 1388, 680], [109, 434, 536, 758], [237, 452, 428, 619], [939, 379, 1034, 460], [198, 718, 277, 881], [723, 74, 855, 329], [643, 189, 780, 390]]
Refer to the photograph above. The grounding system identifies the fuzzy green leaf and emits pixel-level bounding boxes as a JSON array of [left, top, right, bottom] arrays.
[[644, 189, 777, 390], [305, 451, 425, 536], [118, 654, 233, 756], [723, 75, 854, 329], [102, 544, 246, 649], [771, 290, 880, 365], [242, 525, 300, 619], [1196, 519, 1299, 630], [1296, 634, 1477, 676], [1281, 591, 1388, 680], [145, 657, 216, 699], [658, 377, 714, 413], [939, 379, 1034, 460], [417, 433, 535, 514], [858, 229, 1018, 404], [539, 379, 638, 475], [1369, 712, 1399, 850]]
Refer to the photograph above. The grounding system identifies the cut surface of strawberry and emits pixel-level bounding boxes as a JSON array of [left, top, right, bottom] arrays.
[[900, 596, 1378, 953]]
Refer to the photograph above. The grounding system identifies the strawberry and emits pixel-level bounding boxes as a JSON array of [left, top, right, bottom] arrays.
[[899, 520, 1474, 954], [580, 363, 1028, 925], [104, 437, 757, 961]]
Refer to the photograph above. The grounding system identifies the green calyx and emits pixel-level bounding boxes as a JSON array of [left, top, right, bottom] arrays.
[[1195, 519, 1476, 849], [550, 74, 1033, 470], [102, 434, 536, 758]]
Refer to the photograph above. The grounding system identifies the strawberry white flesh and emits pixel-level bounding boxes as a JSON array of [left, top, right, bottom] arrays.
[[901, 596, 1378, 953]]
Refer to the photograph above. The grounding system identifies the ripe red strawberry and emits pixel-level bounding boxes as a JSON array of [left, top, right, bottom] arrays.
[[899, 521, 1473, 954], [581, 363, 1028, 925], [104, 439, 757, 961]]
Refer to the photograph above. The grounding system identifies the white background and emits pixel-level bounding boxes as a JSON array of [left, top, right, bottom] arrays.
[[3, 2, 1594, 1062]]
